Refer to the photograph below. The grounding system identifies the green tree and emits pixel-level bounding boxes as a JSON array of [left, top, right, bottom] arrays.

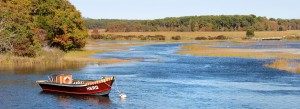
[[193, 21, 200, 32], [84, 15, 300, 32], [246, 27, 255, 38]]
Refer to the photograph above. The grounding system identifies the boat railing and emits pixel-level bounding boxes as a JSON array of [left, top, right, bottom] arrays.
[[44, 75, 114, 85], [85, 77, 114, 86]]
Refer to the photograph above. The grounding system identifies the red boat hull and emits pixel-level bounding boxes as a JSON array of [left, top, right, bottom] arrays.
[[38, 79, 114, 96]]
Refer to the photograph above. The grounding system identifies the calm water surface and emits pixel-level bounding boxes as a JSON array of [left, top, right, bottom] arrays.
[[1, 42, 300, 109]]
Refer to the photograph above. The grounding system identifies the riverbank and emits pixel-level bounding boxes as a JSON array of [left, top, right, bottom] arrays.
[[94, 30, 300, 40], [0, 40, 133, 65]]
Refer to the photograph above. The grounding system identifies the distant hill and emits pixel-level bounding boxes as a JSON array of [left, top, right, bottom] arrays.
[[84, 15, 300, 32]]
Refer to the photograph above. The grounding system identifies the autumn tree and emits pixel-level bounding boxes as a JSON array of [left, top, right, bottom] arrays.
[[0, 0, 88, 56]]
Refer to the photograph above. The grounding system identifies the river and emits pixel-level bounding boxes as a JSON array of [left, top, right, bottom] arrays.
[[1, 42, 300, 109]]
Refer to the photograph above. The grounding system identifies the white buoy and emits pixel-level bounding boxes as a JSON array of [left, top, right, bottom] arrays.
[[119, 93, 127, 98], [113, 78, 127, 99]]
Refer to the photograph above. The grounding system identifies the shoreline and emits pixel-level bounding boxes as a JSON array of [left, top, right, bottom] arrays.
[[0, 40, 142, 74], [265, 59, 300, 74], [96, 30, 300, 40], [0, 40, 136, 66]]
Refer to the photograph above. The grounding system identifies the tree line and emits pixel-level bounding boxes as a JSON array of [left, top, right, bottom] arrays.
[[84, 15, 300, 32], [0, 0, 87, 56]]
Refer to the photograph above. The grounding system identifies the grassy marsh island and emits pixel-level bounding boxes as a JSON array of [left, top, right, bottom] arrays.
[[178, 40, 300, 73], [178, 41, 300, 59]]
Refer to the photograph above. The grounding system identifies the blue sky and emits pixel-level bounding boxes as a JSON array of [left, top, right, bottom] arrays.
[[69, 0, 300, 19]]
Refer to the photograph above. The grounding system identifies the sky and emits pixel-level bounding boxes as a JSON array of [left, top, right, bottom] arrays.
[[69, 0, 300, 20]]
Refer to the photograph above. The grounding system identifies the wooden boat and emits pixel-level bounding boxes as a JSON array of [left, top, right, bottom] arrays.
[[36, 74, 115, 96]]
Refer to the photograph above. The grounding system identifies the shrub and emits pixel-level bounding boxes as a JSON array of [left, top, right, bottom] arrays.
[[138, 35, 147, 40], [278, 26, 284, 31], [195, 36, 207, 40], [171, 36, 181, 40], [153, 35, 166, 40], [284, 35, 300, 40], [13, 38, 36, 57], [90, 29, 101, 39], [91, 29, 100, 35], [208, 36, 214, 40], [215, 35, 227, 40], [52, 35, 85, 51]]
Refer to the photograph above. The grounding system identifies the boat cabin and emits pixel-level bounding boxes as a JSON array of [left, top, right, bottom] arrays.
[[49, 74, 73, 84]]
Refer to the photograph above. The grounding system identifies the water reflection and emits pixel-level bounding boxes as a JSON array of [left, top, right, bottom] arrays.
[[40, 91, 111, 106]]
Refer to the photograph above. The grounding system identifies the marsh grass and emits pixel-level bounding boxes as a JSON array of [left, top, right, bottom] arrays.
[[0, 49, 131, 74], [0, 48, 64, 65], [0, 46, 132, 66], [0, 49, 85, 74], [0, 40, 136, 74], [265, 59, 300, 74]]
